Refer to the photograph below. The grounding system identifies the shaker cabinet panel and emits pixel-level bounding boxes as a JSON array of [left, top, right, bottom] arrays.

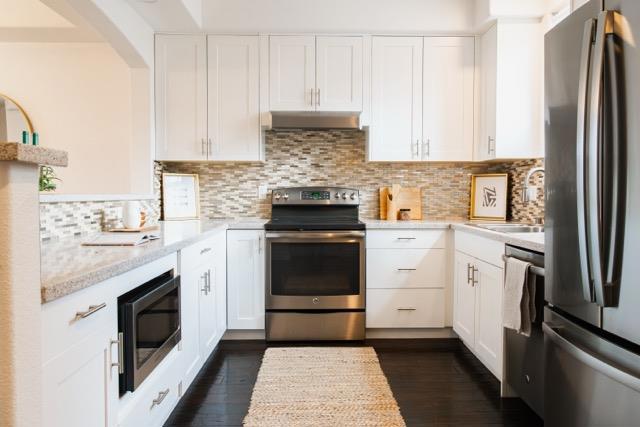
[[453, 250, 476, 346], [474, 258, 504, 379], [370, 36, 424, 161], [155, 34, 208, 161], [227, 230, 265, 329], [423, 37, 474, 161], [316, 36, 363, 112], [269, 35, 316, 111]]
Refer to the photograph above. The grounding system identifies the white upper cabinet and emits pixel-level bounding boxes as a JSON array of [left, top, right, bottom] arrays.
[[477, 21, 544, 160], [423, 37, 474, 161], [269, 35, 363, 112], [207, 36, 261, 161], [155, 34, 207, 161], [269, 36, 316, 111], [370, 36, 423, 161], [316, 36, 363, 111]]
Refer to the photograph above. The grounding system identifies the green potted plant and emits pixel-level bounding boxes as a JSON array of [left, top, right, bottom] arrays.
[[39, 166, 60, 192]]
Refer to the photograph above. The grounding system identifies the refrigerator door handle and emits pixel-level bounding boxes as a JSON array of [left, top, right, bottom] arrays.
[[576, 17, 596, 303], [588, 11, 620, 307], [543, 322, 640, 393]]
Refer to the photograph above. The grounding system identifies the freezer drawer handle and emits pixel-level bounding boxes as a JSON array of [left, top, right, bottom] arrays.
[[543, 323, 640, 393]]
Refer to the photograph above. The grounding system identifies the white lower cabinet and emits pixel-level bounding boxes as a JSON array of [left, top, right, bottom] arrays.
[[453, 230, 505, 380], [366, 229, 448, 328], [227, 229, 265, 329]]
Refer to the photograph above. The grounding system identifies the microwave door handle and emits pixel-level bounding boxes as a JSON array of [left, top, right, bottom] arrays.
[[603, 16, 626, 297], [577, 17, 596, 303], [588, 11, 618, 307]]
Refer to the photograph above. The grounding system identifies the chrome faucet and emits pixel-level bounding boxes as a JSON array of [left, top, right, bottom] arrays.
[[522, 166, 545, 204]]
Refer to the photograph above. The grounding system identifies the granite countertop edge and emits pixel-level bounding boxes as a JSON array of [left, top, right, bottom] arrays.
[[0, 142, 68, 167]]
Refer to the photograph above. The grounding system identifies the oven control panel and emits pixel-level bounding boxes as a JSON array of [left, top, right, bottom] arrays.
[[271, 187, 360, 205]]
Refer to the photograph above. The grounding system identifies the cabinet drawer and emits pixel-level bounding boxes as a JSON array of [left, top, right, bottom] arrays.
[[454, 230, 504, 267], [181, 230, 225, 271], [367, 248, 445, 288], [366, 230, 447, 249], [366, 288, 445, 328], [119, 349, 181, 427]]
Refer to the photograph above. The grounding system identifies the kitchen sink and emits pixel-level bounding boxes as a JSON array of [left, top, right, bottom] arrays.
[[469, 223, 545, 233]]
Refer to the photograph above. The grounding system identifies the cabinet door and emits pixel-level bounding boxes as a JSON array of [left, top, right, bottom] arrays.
[[155, 34, 207, 161], [180, 262, 207, 387], [43, 329, 112, 427], [370, 37, 423, 161], [316, 36, 363, 112], [207, 36, 261, 161], [269, 36, 316, 111], [474, 259, 504, 379], [423, 37, 474, 161], [453, 251, 476, 346], [213, 233, 227, 340], [199, 264, 218, 358], [227, 230, 265, 329], [477, 25, 497, 161]]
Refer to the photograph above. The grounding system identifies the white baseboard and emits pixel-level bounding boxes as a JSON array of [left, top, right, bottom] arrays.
[[222, 328, 458, 340]]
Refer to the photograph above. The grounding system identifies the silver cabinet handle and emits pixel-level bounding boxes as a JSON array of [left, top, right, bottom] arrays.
[[414, 139, 420, 158], [467, 263, 473, 284], [396, 237, 416, 240], [472, 266, 479, 286], [487, 136, 495, 155], [200, 272, 208, 295], [397, 308, 417, 311], [316, 88, 320, 106], [208, 138, 213, 156], [110, 332, 124, 374], [422, 138, 430, 159], [200, 247, 212, 255], [258, 235, 263, 253], [207, 269, 212, 294], [150, 388, 170, 410], [201, 138, 207, 156], [74, 303, 106, 321], [397, 268, 417, 271], [310, 88, 314, 107]]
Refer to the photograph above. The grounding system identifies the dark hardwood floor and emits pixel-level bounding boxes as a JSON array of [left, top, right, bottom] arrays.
[[164, 339, 543, 427]]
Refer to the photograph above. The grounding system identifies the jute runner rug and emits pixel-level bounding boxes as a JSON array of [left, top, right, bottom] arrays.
[[243, 347, 406, 426]]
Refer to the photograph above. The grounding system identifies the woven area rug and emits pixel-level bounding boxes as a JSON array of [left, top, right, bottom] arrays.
[[243, 347, 406, 426]]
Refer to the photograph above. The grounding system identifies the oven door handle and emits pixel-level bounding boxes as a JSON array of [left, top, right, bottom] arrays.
[[265, 231, 365, 240]]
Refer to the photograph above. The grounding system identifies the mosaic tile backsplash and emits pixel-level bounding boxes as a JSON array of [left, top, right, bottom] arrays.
[[39, 130, 544, 242]]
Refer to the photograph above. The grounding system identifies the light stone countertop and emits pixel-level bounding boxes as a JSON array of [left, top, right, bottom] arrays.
[[451, 223, 545, 253], [363, 219, 462, 229], [0, 142, 68, 166]]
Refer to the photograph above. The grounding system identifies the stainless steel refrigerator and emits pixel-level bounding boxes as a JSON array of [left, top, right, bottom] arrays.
[[545, 0, 640, 425]]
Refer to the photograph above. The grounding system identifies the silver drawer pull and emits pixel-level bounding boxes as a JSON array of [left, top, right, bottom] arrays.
[[397, 237, 416, 240], [397, 307, 417, 311], [74, 303, 106, 321], [150, 388, 170, 410], [110, 332, 124, 374], [200, 247, 212, 255], [397, 268, 417, 271]]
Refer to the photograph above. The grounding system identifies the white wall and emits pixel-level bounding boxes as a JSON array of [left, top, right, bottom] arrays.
[[201, 0, 476, 34], [0, 42, 141, 194]]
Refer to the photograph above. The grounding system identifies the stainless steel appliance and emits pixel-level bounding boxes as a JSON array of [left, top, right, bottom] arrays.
[[503, 245, 545, 419], [118, 270, 181, 394], [545, 0, 640, 424], [265, 187, 365, 341]]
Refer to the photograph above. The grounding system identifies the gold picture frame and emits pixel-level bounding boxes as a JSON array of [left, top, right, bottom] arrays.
[[162, 173, 201, 220], [470, 173, 508, 221]]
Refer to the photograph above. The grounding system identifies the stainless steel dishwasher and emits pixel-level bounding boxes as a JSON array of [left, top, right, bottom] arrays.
[[503, 245, 545, 419]]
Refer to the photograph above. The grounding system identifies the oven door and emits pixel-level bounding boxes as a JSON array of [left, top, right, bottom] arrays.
[[266, 231, 365, 310]]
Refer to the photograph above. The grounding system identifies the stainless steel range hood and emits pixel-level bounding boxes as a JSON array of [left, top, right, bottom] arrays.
[[270, 111, 360, 130]]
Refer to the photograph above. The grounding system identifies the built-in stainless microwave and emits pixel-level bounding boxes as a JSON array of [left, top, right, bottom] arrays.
[[118, 270, 181, 395]]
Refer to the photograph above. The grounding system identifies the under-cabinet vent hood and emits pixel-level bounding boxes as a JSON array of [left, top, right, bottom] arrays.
[[270, 112, 360, 130]]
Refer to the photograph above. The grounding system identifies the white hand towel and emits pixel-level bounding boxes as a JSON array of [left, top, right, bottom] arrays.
[[503, 257, 533, 337]]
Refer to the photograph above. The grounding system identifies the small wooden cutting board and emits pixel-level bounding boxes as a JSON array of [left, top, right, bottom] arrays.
[[379, 187, 422, 220]]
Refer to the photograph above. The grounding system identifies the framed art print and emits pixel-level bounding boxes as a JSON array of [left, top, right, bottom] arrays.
[[470, 174, 508, 221], [162, 173, 201, 220]]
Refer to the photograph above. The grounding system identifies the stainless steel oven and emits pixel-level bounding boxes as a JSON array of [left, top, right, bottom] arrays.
[[118, 270, 181, 394], [265, 231, 365, 310], [264, 187, 366, 341]]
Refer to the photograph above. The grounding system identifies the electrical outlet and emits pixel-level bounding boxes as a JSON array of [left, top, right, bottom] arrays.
[[526, 186, 538, 202], [258, 185, 269, 199]]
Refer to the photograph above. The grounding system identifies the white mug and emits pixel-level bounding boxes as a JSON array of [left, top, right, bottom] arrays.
[[123, 201, 141, 229]]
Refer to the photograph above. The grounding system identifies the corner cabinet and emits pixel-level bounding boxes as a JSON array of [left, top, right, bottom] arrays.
[[227, 230, 265, 329], [453, 231, 505, 380], [155, 34, 263, 162], [269, 35, 363, 112], [476, 21, 544, 160], [369, 36, 474, 162]]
